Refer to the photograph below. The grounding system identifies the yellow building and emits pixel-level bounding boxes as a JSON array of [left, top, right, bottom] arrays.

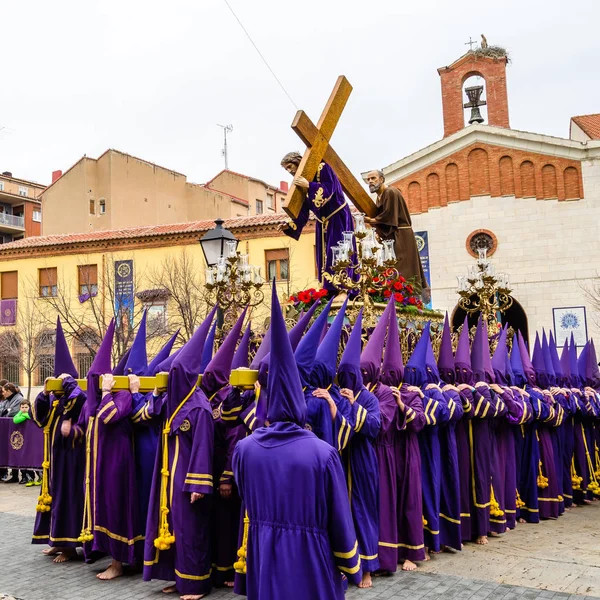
[[0, 213, 317, 394], [41, 149, 288, 236]]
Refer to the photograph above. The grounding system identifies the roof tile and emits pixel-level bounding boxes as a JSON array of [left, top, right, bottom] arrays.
[[572, 114, 600, 140]]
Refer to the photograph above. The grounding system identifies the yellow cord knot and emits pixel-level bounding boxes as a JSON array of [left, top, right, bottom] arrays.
[[235, 513, 250, 574], [161, 468, 170, 476], [422, 516, 428, 527], [42, 461, 50, 469]]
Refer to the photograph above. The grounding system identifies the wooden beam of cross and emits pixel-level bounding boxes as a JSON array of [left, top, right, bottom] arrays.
[[281, 75, 377, 219]]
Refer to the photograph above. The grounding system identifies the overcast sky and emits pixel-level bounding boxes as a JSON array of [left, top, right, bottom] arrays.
[[1, 0, 598, 190]]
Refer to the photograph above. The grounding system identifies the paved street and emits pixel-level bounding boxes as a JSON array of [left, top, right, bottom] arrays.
[[1, 487, 600, 600]]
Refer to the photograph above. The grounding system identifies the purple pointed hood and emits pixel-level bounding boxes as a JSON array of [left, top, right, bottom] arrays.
[[404, 322, 431, 387], [541, 331, 556, 387], [471, 318, 494, 384], [112, 348, 131, 376], [202, 307, 248, 397], [145, 330, 179, 376], [504, 327, 514, 385], [437, 313, 454, 384], [87, 320, 115, 413], [54, 317, 78, 378], [560, 338, 571, 387], [295, 297, 334, 385], [231, 323, 252, 370], [455, 316, 473, 384], [157, 346, 182, 374], [569, 334, 581, 388], [250, 328, 271, 370], [200, 320, 218, 374], [518, 331, 536, 386], [360, 298, 394, 386], [425, 333, 440, 383], [124, 310, 148, 376], [510, 333, 527, 387], [548, 331, 563, 386], [532, 333, 548, 388], [167, 306, 217, 415], [266, 283, 306, 425], [310, 300, 348, 388], [338, 309, 363, 393], [492, 325, 508, 384], [288, 300, 321, 351], [381, 300, 404, 387], [577, 342, 590, 385]]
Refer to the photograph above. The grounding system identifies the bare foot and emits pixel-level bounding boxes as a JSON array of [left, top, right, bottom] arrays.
[[489, 532, 500, 537], [423, 553, 431, 561], [518, 518, 526, 523], [358, 572, 373, 588], [97, 560, 124, 580], [584, 499, 592, 505], [163, 585, 178, 594], [43, 547, 60, 556], [54, 548, 77, 563], [224, 581, 234, 588], [402, 560, 418, 571], [180, 596, 205, 600], [476, 536, 488, 545]]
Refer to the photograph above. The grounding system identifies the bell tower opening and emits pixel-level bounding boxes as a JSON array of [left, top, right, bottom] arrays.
[[438, 38, 510, 138]]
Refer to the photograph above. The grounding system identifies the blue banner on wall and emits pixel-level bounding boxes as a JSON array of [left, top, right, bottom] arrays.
[[415, 231, 432, 309], [115, 260, 134, 328]]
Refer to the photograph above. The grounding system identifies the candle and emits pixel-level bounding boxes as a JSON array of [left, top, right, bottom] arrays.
[[354, 213, 366, 234], [206, 268, 215, 286]]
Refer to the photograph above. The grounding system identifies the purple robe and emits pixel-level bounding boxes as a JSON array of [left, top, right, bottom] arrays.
[[419, 384, 450, 552], [284, 161, 356, 291], [211, 385, 245, 586], [305, 385, 354, 452], [143, 387, 214, 596], [31, 376, 85, 547], [374, 383, 426, 570], [233, 421, 361, 599], [72, 389, 144, 563], [342, 388, 381, 573], [455, 385, 476, 542], [439, 385, 464, 550]]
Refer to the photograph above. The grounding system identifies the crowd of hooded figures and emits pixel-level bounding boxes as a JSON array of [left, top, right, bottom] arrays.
[[30, 289, 600, 600]]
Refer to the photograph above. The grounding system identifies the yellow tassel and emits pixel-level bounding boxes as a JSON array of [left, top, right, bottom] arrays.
[[490, 485, 504, 517], [235, 513, 250, 575], [537, 461, 549, 489], [515, 489, 525, 509], [422, 516, 428, 527]]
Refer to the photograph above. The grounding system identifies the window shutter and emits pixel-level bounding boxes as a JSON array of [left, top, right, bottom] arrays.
[[1, 271, 18, 299]]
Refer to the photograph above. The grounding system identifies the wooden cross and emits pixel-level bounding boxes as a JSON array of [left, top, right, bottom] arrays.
[[281, 75, 376, 219]]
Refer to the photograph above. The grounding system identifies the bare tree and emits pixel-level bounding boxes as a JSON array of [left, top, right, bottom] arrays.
[[145, 248, 211, 342], [41, 254, 146, 365], [0, 285, 53, 399]]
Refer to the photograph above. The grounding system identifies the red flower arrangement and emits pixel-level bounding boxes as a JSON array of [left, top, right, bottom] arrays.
[[369, 275, 424, 310], [289, 287, 329, 308]]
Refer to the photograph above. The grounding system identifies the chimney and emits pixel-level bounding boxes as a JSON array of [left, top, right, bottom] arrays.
[[280, 180, 289, 193], [52, 170, 63, 183]]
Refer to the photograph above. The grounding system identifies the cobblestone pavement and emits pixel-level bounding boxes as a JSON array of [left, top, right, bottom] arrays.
[[2, 511, 598, 600]]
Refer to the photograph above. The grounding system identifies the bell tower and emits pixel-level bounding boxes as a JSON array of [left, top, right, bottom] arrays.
[[438, 46, 510, 138]]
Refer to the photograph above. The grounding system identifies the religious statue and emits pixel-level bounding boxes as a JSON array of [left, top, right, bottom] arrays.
[[279, 151, 356, 294], [363, 169, 430, 301], [481, 34, 488, 49]]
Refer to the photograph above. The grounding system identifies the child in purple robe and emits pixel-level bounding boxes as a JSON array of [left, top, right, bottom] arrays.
[[233, 284, 361, 600], [31, 317, 85, 563], [143, 307, 216, 599]]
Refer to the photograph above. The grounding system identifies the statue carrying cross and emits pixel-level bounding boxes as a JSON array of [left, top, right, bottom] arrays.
[[279, 76, 376, 294]]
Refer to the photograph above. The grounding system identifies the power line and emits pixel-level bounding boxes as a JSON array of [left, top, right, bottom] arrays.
[[222, 0, 298, 110]]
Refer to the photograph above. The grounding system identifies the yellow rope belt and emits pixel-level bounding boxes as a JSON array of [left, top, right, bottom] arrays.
[[36, 400, 59, 513]]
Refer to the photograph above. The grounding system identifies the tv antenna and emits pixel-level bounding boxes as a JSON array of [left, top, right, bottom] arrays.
[[217, 124, 233, 170]]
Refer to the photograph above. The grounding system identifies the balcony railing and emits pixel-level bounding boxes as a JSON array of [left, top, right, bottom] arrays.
[[0, 213, 24, 229]]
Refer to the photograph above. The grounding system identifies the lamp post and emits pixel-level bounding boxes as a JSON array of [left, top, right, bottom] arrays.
[[200, 220, 264, 332], [199, 218, 239, 267], [456, 248, 512, 329]]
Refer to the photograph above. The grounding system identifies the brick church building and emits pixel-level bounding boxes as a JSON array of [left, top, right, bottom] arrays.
[[382, 46, 600, 346]]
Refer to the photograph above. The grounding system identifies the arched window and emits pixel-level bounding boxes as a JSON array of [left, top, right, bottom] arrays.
[[36, 330, 56, 385], [0, 332, 21, 384], [74, 329, 101, 377]]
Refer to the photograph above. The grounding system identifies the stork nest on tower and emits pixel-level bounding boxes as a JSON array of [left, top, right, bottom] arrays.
[[472, 45, 510, 62]]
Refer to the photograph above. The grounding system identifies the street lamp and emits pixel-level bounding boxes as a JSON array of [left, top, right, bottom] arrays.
[[199, 218, 238, 267]]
